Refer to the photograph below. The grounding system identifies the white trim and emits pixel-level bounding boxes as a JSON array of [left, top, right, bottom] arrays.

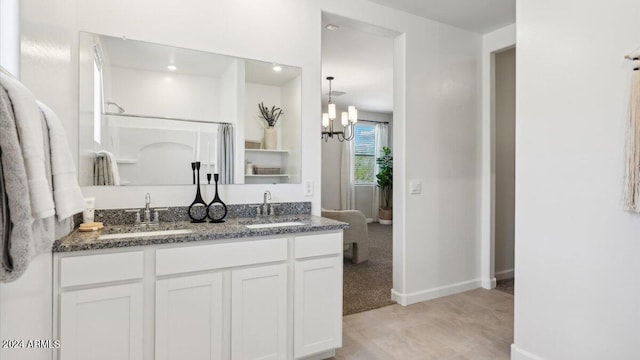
[[481, 24, 516, 287], [511, 344, 544, 360], [481, 277, 497, 290], [391, 279, 481, 306], [299, 349, 335, 360], [495, 268, 514, 281]]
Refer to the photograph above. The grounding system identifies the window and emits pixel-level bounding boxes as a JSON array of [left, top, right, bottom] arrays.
[[354, 124, 376, 184]]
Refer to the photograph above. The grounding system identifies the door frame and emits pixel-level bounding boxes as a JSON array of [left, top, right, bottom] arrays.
[[480, 25, 516, 289]]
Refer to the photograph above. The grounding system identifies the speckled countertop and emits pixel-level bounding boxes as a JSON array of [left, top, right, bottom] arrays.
[[53, 215, 348, 253]]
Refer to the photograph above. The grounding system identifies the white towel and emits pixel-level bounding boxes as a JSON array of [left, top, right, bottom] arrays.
[[0, 73, 55, 219], [97, 150, 120, 186], [38, 102, 85, 219]]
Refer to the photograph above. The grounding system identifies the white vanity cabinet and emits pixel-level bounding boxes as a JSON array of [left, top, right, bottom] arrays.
[[155, 273, 224, 360], [53, 230, 343, 360], [293, 233, 343, 358], [57, 252, 145, 360], [231, 264, 288, 360], [59, 283, 144, 360]]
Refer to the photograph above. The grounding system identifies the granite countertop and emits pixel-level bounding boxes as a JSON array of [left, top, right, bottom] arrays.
[[53, 215, 348, 253]]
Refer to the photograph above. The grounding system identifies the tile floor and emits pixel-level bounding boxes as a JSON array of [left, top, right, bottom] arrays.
[[333, 288, 513, 360]]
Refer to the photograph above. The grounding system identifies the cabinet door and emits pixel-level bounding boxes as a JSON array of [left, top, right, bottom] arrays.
[[60, 283, 143, 360], [156, 273, 224, 360], [294, 256, 342, 358], [231, 264, 287, 360]]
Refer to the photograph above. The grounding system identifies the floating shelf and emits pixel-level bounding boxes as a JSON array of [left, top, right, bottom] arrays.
[[245, 149, 289, 154]]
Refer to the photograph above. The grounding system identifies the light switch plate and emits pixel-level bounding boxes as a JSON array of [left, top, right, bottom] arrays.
[[303, 180, 313, 196], [410, 180, 422, 194]]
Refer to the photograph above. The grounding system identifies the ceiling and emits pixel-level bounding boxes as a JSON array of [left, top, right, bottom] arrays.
[[321, 1, 514, 115], [367, 0, 515, 34], [321, 18, 395, 114]]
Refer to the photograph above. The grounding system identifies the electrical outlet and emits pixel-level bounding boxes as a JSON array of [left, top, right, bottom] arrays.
[[410, 180, 422, 194], [304, 180, 313, 196]]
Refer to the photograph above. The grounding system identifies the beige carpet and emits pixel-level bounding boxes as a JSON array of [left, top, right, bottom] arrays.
[[343, 223, 395, 316]]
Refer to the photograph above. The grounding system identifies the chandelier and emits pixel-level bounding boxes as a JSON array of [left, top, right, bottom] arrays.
[[321, 76, 357, 142]]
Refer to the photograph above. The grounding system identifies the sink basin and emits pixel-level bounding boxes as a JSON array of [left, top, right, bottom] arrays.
[[98, 229, 193, 240], [244, 222, 305, 229]]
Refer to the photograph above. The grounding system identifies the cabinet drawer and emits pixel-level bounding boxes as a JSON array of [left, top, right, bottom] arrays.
[[294, 232, 342, 259], [60, 251, 144, 288], [156, 238, 288, 276]]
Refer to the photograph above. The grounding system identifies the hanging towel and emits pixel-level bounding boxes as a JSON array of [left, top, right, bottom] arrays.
[[94, 150, 120, 186], [0, 73, 55, 219], [38, 102, 85, 219], [0, 86, 37, 281]]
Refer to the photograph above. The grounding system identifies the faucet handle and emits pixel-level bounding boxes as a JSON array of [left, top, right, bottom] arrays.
[[153, 208, 169, 223], [252, 205, 262, 217], [125, 209, 141, 224], [269, 203, 280, 216]]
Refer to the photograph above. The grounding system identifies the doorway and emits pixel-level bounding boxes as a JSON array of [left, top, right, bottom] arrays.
[[319, 14, 396, 315], [493, 47, 516, 294]]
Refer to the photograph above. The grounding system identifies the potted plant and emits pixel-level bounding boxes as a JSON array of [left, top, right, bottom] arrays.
[[376, 146, 393, 225], [258, 102, 283, 150]]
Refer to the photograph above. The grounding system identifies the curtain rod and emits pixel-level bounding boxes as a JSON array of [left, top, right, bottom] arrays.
[[357, 119, 390, 125], [104, 112, 233, 126]]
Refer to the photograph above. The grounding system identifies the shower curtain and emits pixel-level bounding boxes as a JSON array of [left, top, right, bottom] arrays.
[[217, 124, 234, 184]]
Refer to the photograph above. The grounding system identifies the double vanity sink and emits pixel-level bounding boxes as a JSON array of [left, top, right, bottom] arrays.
[[52, 212, 347, 360], [54, 214, 344, 252], [95, 221, 305, 240]]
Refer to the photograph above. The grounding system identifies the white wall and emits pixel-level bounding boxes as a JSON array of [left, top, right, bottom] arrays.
[[18, 0, 482, 336], [513, 1, 640, 359], [35, 0, 321, 210], [494, 48, 515, 278]]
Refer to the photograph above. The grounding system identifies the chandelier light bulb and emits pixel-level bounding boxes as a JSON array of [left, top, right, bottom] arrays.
[[328, 103, 336, 120], [348, 106, 357, 123], [341, 112, 349, 126], [322, 113, 330, 128]]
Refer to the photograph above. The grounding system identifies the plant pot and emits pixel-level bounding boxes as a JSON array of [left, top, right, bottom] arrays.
[[264, 127, 277, 150], [379, 207, 392, 225]]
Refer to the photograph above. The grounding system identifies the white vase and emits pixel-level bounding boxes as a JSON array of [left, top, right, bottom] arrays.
[[264, 127, 277, 150]]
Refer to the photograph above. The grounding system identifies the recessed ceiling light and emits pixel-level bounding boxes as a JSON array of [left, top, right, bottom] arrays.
[[272, 65, 282, 72], [167, 65, 177, 71], [325, 24, 339, 31]]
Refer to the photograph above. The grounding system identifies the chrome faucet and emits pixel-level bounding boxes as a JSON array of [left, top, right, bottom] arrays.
[[144, 193, 152, 223], [262, 191, 271, 215], [126, 193, 168, 226]]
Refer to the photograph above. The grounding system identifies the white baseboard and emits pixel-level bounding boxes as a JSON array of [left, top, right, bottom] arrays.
[[391, 279, 481, 306], [300, 349, 335, 360], [511, 344, 544, 360], [481, 277, 497, 289], [366, 218, 374, 223], [496, 268, 514, 281]]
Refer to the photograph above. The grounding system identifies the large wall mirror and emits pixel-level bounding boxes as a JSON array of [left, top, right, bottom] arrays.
[[78, 32, 302, 186]]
